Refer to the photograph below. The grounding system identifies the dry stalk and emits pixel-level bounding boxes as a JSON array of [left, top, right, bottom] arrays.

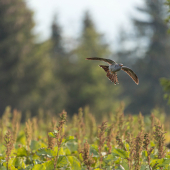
[[77, 108, 85, 152], [54, 110, 67, 169], [153, 124, 166, 159], [143, 133, 153, 170], [80, 140, 95, 170], [25, 119, 32, 151], [106, 123, 114, 154], [98, 121, 107, 169], [133, 132, 144, 170], [4, 130, 14, 170]]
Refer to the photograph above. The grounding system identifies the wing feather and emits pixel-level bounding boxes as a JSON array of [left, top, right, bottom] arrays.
[[86, 57, 115, 65], [99, 65, 109, 72], [121, 66, 139, 85]]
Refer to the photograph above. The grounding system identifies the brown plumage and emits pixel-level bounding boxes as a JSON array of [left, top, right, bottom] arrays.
[[86, 57, 139, 85], [121, 66, 139, 85], [99, 65, 119, 85]]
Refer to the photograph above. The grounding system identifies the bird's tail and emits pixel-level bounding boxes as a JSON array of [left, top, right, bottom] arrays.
[[99, 65, 119, 85]]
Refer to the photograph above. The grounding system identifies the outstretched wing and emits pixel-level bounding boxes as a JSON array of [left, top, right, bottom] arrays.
[[121, 66, 139, 85], [86, 57, 115, 65]]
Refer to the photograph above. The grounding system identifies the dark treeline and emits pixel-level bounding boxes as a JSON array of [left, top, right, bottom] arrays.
[[0, 0, 170, 118], [117, 0, 170, 114]]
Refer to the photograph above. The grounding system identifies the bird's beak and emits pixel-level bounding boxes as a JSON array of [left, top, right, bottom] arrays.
[[119, 64, 123, 66]]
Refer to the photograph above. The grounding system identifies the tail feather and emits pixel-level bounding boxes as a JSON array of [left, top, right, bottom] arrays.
[[106, 71, 119, 85], [99, 65, 119, 85]]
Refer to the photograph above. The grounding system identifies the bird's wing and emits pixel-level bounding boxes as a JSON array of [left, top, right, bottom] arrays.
[[99, 65, 109, 72], [121, 66, 139, 85], [86, 57, 115, 65]]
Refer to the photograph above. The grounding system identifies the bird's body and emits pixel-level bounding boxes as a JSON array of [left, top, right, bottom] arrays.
[[86, 57, 139, 85], [109, 64, 122, 73]]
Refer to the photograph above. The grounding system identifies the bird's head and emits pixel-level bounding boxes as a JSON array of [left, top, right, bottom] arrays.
[[119, 63, 123, 67]]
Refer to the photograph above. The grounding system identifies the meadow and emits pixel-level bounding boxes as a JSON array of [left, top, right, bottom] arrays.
[[0, 105, 170, 170]]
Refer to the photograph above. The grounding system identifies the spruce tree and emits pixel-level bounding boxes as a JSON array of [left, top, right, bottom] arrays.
[[0, 0, 35, 114], [118, 0, 170, 114], [64, 12, 121, 117], [160, 0, 170, 107], [0, 0, 58, 115]]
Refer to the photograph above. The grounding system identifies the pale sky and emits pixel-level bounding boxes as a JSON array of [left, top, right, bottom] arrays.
[[26, 0, 145, 45]]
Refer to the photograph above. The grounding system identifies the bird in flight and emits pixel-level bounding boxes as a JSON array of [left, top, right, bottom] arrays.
[[86, 57, 139, 85]]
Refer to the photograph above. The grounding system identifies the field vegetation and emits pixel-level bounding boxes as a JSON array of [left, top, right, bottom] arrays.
[[1, 106, 170, 170]]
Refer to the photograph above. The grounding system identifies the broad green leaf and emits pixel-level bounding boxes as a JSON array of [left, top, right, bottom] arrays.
[[81, 167, 87, 170], [0, 159, 6, 164], [0, 144, 6, 155], [0, 166, 7, 170], [113, 149, 128, 159], [116, 165, 125, 170], [42, 160, 54, 170], [121, 159, 129, 170], [32, 164, 45, 170], [33, 159, 44, 165], [64, 136, 76, 143], [30, 140, 41, 151], [67, 156, 81, 170], [36, 148, 55, 158], [48, 132, 56, 138], [16, 147, 27, 157], [64, 147, 71, 155], [8, 157, 17, 168], [16, 133, 26, 145], [32, 153, 40, 160], [143, 150, 148, 157], [57, 155, 68, 168], [67, 142, 78, 153], [140, 165, 150, 170], [151, 158, 170, 167], [58, 147, 65, 155], [103, 154, 116, 165], [150, 141, 155, 147], [14, 157, 26, 169], [24, 164, 34, 170], [90, 147, 99, 157], [9, 167, 17, 170]]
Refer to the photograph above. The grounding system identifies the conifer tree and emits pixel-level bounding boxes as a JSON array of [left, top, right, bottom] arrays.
[[160, 0, 170, 107], [118, 0, 170, 114], [51, 16, 65, 57], [0, 0, 35, 114], [64, 12, 121, 117], [0, 0, 60, 115]]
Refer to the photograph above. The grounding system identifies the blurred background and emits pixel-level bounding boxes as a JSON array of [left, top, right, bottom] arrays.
[[0, 0, 170, 119]]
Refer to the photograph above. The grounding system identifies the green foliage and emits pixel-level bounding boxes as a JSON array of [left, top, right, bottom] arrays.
[[1, 107, 170, 169], [0, 0, 35, 113], [161, 78, 170, 105], [165, 0, 170, 26], [0, 0, 65, 116], [57, 12, 121, 117], [160, 1, 170, 107]]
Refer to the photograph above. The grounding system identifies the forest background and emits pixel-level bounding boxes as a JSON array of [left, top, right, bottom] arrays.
[[1, 0, 170, 120]]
